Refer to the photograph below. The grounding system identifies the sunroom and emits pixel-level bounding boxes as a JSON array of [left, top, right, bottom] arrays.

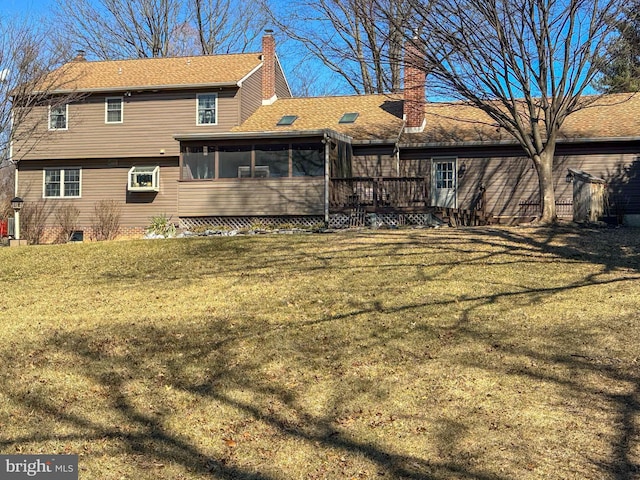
[[174, 132, 329, 226]]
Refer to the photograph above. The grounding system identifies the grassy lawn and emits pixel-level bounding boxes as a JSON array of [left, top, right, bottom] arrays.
[[0, 226, 639, 479]]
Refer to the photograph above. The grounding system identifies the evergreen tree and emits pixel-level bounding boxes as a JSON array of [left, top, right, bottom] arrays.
[[597, 2, 640, 93]]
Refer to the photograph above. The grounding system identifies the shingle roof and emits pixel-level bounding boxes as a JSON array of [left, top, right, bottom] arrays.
[[231, 92, 640, 145], [48, 53, 263, 92], [232, 94, 405, 140], [563, 93, 640, 139], [403, 93, 640, 144]]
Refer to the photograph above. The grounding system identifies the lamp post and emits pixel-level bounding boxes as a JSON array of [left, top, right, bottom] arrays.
[[10, 197, 24, 242]]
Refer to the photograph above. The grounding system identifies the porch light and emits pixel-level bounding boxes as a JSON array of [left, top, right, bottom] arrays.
[[10, 197, 24, 212], [10, 197, 23, 241], [565, 171, 573, 183], [458, 162, 467, 177]]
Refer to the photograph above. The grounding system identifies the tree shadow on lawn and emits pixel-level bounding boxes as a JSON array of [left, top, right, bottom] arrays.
[[3, 303, 639, 478], [155, 225, 640, 289], [0, 318, 513, 480], [460, 224, 640, 274]]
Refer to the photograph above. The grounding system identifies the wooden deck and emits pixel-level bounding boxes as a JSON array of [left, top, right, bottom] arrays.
[[330, 177, 494, 226]]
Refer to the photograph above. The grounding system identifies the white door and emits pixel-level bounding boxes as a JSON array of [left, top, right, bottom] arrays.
[[431, 158, 457, 208]]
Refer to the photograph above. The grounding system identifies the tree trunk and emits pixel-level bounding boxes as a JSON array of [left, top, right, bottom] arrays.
[[535, 147, 558, 223]]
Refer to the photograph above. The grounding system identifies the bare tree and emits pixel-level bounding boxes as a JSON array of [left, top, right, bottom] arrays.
[[53, 0, 266, 59], [191, 0, 267, 54], [266, 0, 410, 94], [0, 16, 79, 213], [397, 0, 621, 222], [53, 0, 185, 59]]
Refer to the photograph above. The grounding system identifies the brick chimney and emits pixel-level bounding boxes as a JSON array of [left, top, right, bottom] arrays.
[[262, 30, 277, 105], [403, 38, 426, 133]]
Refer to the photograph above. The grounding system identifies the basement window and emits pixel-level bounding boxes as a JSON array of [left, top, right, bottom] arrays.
[[339, 112, 359, 124], [277, 115, 297, 126], [128, 165, 159, 191]]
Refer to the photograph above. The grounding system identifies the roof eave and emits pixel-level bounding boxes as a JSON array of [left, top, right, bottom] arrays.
[[174, 129, 330, 141], [399, 135, 640, 149], [174, 129, 401, 145]]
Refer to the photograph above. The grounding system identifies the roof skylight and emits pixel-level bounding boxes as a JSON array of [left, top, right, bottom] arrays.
[[339, 112, 359, 124], [277, 115, 298, 126]]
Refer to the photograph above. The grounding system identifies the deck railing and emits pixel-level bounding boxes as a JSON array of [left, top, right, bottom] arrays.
[[518, 199, 573, 218], [330, 177, 428, 211]]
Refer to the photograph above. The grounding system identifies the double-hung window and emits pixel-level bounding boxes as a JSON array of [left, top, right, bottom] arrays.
[[44, 168, 81, 198], [197, 93, 217, 125], [105, 97, 123, 123], [49, 104, 68, 130]]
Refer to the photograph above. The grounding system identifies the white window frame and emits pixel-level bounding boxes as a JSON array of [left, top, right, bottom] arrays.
[[48, 104, 69, 131], [196, 93, 218, 126], [43, 167, 82, 198], [128, 165, 160, 192], [430, 157, 457, 209], [105, 96, 124, 124]]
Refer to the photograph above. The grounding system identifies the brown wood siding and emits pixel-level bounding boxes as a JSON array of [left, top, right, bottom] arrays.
[[561, 153, 640, 215], [239, 70, 262, 123], [18, 88, 241, 161], [17, 158, 179, 229], [447, 152, 640, 217], [352, 154, 397, 177], [177, 178, 324, 216], [275, 62, 292, 99], [456, 156, 538, 216]]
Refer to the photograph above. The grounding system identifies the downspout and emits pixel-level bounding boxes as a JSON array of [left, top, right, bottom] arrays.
[[394, 119, 406, 176], [10, 108, 17, 196]]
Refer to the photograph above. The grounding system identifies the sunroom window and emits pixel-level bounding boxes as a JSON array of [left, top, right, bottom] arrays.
[[255, 144, 289, 178], [128, 166, 159, 191], [292, 143, 324, 176]]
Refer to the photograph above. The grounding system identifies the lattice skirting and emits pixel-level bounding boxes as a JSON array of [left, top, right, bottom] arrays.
[[180, 214, 440, 231], [180, 216, 326, 231], [328, 213, 439, 229]]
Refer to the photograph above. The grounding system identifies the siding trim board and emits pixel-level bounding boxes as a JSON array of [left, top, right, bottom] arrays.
[[399, 140, 640, 160]]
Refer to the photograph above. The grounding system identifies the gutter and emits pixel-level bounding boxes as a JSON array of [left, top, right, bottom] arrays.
[[174, 130, 330, 142], [39, 81, 240, 95], [174, 128, 400, 146], [175, 128, 640, 152], [398, 135, 640, 149]]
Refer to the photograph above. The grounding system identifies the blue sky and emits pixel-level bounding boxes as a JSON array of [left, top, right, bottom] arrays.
[[0, 0, 349, 96], [2, 0, 53, 17]]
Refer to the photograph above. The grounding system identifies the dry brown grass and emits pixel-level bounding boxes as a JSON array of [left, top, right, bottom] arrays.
[[0, 225, 639, 479]]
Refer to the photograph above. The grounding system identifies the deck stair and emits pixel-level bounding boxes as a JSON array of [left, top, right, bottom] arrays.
[[349, 205, 366, 227], [433, 207, 495, 227]]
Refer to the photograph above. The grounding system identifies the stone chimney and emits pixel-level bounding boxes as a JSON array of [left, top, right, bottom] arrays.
[[262, 30, 277, 105], [403, 38, 426, 133]]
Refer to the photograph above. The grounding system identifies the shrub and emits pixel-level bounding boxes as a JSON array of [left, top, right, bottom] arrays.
[[146, 214, 176, 237], [21, 200, 50, 245], [91, 200, 121, 241], [55, 205, 80, 243]]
